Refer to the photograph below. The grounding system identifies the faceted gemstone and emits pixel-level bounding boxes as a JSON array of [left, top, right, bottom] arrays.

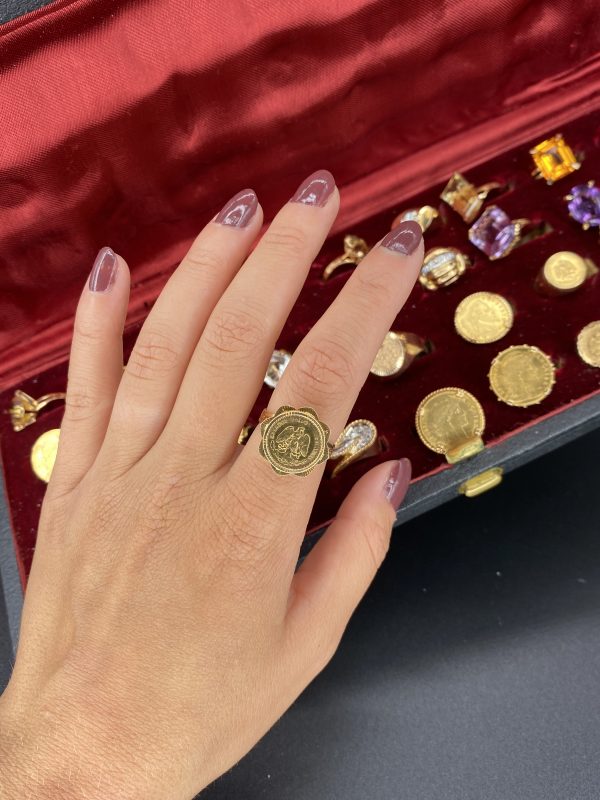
[[264, 349, 291, 388], [530, 134, 580, 183], [331, 420, 376, 459], [566, 182, 600, 229], [468, 206, 517, 259]]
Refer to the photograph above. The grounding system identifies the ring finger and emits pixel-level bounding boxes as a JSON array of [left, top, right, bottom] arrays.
[[227, 220, 424, 545]]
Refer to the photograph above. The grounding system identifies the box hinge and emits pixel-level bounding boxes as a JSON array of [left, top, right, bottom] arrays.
[[459, 467, 504, 498]]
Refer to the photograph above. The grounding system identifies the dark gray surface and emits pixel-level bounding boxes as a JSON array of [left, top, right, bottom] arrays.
[[0, 0, 51, 24], [1, 430, 599, 799]]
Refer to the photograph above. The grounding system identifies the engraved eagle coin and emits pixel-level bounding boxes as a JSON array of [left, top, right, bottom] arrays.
[[259, 405, 332, 476], [488, 345, 556, 407], [542, 251, 587, 291], [31, 427, 60, 483], [454, 291, 514, 344], [415, 388, 485, 455], [576, 321, 600, 367]]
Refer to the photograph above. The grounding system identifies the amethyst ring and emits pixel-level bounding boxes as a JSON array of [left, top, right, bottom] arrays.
[[565, 181, 600, 232], [468, 205, 531, 260]]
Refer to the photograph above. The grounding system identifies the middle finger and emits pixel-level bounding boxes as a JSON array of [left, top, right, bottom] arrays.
[[227, 220, 423, 535]]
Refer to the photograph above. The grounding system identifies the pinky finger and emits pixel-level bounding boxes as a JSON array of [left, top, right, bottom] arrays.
[[285, 459, 411, 672], [50, 247, 130, 495]]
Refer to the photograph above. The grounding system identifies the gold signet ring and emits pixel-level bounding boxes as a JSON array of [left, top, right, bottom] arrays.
[[8, 390, 67, 432], [322, 234, 370, 281], [258, 405, 334, 476]]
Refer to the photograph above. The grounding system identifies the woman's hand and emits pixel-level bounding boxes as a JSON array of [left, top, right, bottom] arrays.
[[0, 170, 422, 800]]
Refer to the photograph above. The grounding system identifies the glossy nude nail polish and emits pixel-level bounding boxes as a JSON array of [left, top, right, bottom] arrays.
[[380, 220, 422, 255], [89, 247, 118, 292], [214, 188, 258, 227], [290, 169, 335, 207], [383, 458, 412, 510]]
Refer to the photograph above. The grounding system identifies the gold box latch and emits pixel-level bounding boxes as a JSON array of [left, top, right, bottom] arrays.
[[459, 467, 504, 498]]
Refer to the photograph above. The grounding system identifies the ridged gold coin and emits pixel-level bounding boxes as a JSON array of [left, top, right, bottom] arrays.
[[489, 345, 555, 407], [542, 251, 587, 292], [259, 405, 331, 476], [415, 388, 485, 455], [454, 292, 514, 344], [31, 428, 60, 483], [576, 321, 600, 367]]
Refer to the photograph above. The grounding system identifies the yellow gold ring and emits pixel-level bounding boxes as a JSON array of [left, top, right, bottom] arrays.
[[328, 419, 383, 478], [322, 234, 369, 281], [370, 331, 427, 377], [440, 172, 503, 223], [258, 405, 334, 476]]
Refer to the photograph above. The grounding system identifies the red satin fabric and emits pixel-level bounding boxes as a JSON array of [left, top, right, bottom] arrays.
[[1, 0, 600, 581], [1, 0, 600, 387]]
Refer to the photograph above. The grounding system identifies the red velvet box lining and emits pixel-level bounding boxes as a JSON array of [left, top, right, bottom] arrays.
[[1, 0, 600, 582]]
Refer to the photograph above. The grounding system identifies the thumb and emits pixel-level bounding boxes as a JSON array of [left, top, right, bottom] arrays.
[[286, 458, 411, 662]]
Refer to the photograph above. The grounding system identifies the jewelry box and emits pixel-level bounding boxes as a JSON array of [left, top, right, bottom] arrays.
[[1, 0, 599, 631]]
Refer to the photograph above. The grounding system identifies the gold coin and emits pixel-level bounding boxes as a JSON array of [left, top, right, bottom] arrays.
[[489, 345, 555, 407], [415, 388, 485, 456], [259, 405, 331, 476], [576, 321, 600, 367], [542, 251, 587, 291], [30, 428, 60, 483], [454, 292, 514, 344], [370, 331, 407, 377]]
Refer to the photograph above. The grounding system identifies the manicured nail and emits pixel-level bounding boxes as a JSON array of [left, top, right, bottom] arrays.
[[214, 188, 258, 227], [380, 221, 422, 255], [89, 247, 118, 292], [383, 458, 412, 511], [290, 169, 335, 207]]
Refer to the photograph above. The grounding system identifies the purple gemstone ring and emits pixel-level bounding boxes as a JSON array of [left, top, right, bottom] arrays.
[[468, 205, 531, 260], [565, 181, 600, 231]]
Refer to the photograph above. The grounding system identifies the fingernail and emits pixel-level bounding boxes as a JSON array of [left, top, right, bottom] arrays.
[[380, 221, 422, 255], [214, 188, 258, 227], [383, 458, 412, 511], [290, 169, 335, 207], [89, 247, 118, 292]]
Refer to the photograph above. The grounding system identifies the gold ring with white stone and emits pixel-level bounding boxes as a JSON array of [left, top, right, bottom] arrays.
[[329, 419, 383, 478], [370, 331, 427, 378], [391, 205, 439, 233], [419, 247, 471, 291]]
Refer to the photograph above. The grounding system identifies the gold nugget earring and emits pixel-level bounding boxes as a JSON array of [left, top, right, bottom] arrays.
[[9, 389, 66, 432], [322, 234, 370, 280]]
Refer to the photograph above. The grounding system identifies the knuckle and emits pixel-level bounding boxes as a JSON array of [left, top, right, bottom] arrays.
[[211, 476, 276, 566], [64, 384, 98, 423], [352, 267, 391, 304], [261, 224, 308, 259], [73, 316, 105, 346], [202, 306, 266, 361], [182, 245, 225, 278], [287, 337, 356, 406], [126, 327, 180, 382]]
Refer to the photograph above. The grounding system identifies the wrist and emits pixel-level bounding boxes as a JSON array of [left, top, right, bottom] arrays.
[[0, 693, 135, 800]]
